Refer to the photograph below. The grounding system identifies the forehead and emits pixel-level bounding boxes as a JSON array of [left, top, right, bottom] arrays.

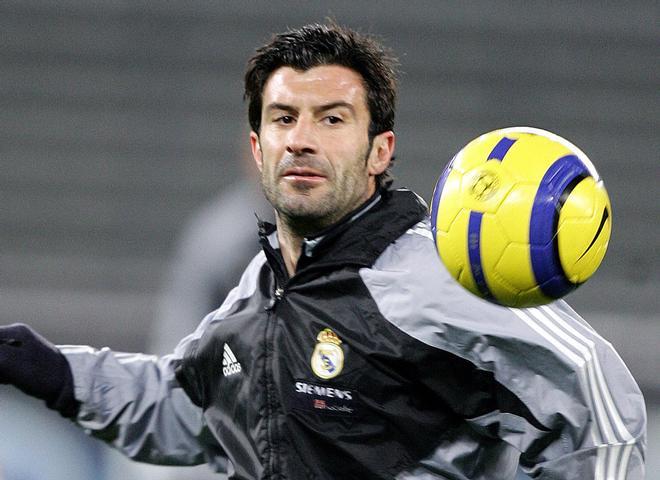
[[262, 65, 367, 109]]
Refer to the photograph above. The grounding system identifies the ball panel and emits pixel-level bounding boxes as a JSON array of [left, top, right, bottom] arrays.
[[479, 213, 513, 302], [499, 132, 574, 183], [493, 243, 537, 292], [499, 126, 601, 180], [494, 184, 536, 244], [459, 160, 517, 215], [558, 176, 597, 220], [558, 178, 612, 282], [433, 168, 464, 233], [492, 242, 552, 307], [436, 209, 479, 295]]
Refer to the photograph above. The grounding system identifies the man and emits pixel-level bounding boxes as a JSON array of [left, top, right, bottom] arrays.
[[0, 23, 646, 479]]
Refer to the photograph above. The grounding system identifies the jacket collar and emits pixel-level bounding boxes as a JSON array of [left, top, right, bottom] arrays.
[[258, 188, 428, 275]]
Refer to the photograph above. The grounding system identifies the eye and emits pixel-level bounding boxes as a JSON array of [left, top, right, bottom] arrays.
[[324, 115, 343, 125], [275, 115, 295, 125]]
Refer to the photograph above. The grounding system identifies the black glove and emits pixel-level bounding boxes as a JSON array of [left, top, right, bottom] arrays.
[[0, 323, 79, 418]]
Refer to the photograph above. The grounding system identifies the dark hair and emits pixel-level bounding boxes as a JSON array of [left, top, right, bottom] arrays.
[[244, 22, 399, 188]]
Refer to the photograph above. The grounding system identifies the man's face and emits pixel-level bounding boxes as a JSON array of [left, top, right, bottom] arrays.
[[251, 65, 393, 234]]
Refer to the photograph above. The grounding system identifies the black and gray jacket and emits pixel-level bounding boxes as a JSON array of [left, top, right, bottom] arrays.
[[61, 189, 646, 479]]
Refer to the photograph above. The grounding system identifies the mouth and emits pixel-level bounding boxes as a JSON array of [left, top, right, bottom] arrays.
[[281, 167, 327, 183]]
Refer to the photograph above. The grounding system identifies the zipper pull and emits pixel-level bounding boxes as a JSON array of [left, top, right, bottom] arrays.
[[266, 287, 284, 311]]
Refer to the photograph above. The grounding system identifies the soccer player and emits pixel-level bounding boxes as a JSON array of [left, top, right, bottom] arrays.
[[0, 23, 646, 479]]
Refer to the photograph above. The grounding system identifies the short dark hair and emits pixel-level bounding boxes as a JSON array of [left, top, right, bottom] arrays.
[[244, 23, 399, 188]]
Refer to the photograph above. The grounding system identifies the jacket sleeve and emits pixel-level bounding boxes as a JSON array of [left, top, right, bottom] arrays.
[[58, 311, 227, 471], [464, 300, 647, 480], [361, 225, 647, 480]]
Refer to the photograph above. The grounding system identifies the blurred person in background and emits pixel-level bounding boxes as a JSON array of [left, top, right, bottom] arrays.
[[151, 149, 273, 356], [0, 22, 646, 479]]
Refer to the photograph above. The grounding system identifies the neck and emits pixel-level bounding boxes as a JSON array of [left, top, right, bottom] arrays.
[[274, 207, 349, 276]]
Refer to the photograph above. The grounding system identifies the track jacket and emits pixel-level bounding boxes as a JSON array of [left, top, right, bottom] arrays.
[[60, 188, 646, 479]]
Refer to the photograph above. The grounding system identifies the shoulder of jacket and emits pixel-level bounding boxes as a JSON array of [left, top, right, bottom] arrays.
[[360, 222, 591, 371], [210, 251, 268, 321]]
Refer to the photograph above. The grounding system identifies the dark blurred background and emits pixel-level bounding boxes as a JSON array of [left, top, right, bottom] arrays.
[[1, 1, 657, 478]]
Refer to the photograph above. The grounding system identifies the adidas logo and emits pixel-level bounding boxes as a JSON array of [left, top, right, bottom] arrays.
[[222, 343, 242, 377]]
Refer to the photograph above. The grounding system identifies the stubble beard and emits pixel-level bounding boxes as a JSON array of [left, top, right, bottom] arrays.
[[261, 146, 372, 237]]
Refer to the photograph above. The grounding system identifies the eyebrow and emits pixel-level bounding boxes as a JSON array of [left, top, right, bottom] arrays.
[[264, 101, 356, 115], [314, 101, 356, 115], [264, 103, 297, 114]]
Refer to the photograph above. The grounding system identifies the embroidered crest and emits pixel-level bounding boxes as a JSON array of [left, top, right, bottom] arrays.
[[310, 328, 344, 379]]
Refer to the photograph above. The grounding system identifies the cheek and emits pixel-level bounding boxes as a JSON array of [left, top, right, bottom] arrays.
[[338, 141, 370, 174], [329, 131, 367, 159], [257, 140, 278, 173], [333, 156, 369, 191]]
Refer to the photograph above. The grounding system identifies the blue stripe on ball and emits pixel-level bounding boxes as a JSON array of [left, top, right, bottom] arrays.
[[430, 155, 454, 237], [488, 137, 517, 161], [530, 154, 590, 299], [468, 211, 496, 301]]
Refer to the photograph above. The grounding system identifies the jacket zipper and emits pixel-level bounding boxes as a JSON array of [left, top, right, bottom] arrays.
[[258, 228, 295, 478], [264, 283, 285, 479], [264, 304, 277, 478]]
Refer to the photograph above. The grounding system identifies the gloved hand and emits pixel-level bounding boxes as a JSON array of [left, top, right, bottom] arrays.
[[0, 323, 79, 418]]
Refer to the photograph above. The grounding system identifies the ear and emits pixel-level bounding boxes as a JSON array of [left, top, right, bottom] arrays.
[[250, 131, 263, 172], [368, 131, 395, 176]]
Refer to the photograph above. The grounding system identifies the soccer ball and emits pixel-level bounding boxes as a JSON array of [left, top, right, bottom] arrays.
[[430, 127, 612, 308]]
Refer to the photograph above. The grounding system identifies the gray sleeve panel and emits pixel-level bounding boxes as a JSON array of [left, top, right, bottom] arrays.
[[361, 221, 647, 480], [59, 252, 267, 469], [61, 345, 223, 468]]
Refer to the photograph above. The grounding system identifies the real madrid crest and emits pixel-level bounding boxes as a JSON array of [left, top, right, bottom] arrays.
[[310, 328, 344, 380]]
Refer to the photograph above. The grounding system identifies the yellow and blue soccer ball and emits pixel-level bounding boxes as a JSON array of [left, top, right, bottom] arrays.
[[430, 127, 612, 307]]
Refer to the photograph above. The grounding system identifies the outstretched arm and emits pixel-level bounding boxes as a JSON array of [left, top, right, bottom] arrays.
[[0, 317, 227, 470]]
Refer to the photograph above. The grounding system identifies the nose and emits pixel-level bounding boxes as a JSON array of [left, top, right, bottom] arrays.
[[286, 117, 317, 156]]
